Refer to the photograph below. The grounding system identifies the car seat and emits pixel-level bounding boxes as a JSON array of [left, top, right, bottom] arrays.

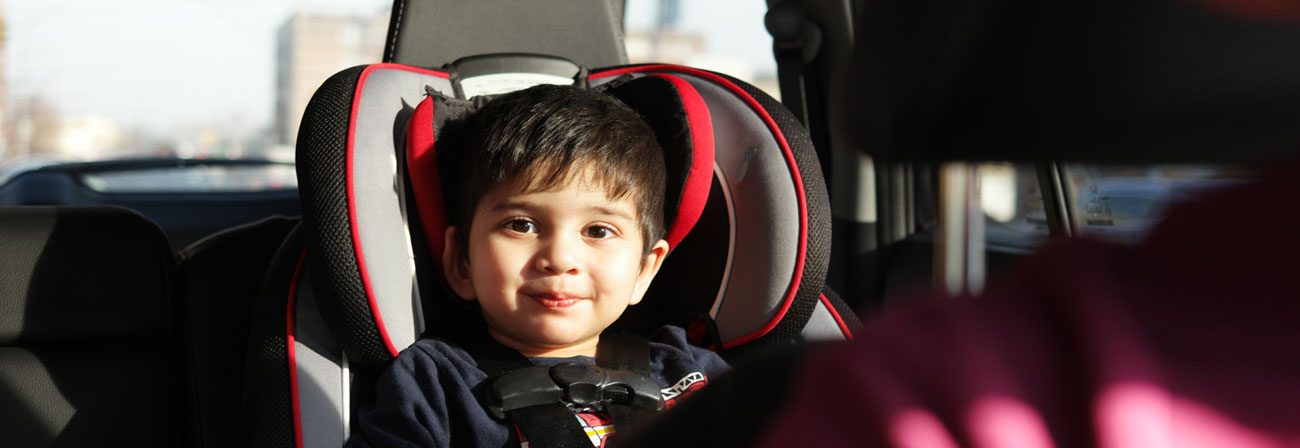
[[243, 56, 861, 446], [243, 2, 860, 443], [0, 206, 185, 446], [178, 215, 300, 448]]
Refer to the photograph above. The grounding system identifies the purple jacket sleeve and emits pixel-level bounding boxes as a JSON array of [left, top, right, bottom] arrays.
[[758, 162, 1300, 447]]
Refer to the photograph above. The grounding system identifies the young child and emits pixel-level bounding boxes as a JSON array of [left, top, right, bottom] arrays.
[[347, 84, 729, 447]]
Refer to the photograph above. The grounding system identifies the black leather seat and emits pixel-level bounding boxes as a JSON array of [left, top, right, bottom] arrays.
[[177, 215, 300, 448], [0, 206, 185, 446]]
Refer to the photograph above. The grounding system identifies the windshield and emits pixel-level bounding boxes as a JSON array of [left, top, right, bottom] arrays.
[[1, 0, 775, 191]]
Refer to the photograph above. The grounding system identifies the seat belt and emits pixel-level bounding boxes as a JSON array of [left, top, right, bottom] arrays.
[[461, 334, 591, 447], [594, 332, 656, 437], [464, 331, 660, 447]]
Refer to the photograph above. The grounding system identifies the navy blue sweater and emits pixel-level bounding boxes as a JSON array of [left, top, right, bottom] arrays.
[[346, 326, 729, 447]]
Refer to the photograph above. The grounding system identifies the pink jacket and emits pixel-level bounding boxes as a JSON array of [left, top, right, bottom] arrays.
[[762, 163, 1300, 447]]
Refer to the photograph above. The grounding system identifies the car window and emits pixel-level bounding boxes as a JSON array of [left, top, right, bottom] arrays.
[[1, 0, 390, 186], [1063, 164, 1248, 243], [623, 0, 778, 99], [3, 0, 776, 191], [82, 163, 298, 194], [980, 162, 1251, 247], [980, 162, 1050, 250]]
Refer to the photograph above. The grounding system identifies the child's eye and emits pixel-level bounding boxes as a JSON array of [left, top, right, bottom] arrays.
[[507, 219, 538, 234], [583, 225, 616, 239]]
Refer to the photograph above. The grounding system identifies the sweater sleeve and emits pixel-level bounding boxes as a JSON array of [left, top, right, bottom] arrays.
[[647, 325, 730, 377], [646, 325, 731, 409], [346, 339, 511, 448], [345, 343, 452, 448]]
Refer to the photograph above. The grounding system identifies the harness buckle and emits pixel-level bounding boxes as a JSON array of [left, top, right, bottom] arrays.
[[485, 362, 664, 419]]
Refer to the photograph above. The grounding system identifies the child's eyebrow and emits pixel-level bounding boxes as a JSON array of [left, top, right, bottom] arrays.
[[488, 200, 538, 214], [586, 205, 636, 221], [489, 200, 635, 221]]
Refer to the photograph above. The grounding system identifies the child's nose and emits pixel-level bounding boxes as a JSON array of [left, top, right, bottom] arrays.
[[534, 234, 581, 275]]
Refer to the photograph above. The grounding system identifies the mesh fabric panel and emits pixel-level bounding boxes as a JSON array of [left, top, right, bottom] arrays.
[[177, 216, 299, 448], [295, 65, 396, 368], [243, 225, 303, 447], [823, 286, 864, 336]]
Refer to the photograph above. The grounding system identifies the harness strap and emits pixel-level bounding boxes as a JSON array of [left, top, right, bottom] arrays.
[[463, 331, 657, 447], [594, 332, 650, 373], [595, 333, 655, 436], [464, 335, 593, 447], [506, 403, 593, 448]]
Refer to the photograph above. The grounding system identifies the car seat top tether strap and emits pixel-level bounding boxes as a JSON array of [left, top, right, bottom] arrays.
[[467, 331, 661, 447]]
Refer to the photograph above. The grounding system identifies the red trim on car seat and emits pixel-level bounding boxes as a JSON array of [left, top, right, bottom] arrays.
[[648, 73, 714, 250], [406, 95, 448, 283], [286, 252, 307, 448], [592, 65, 809, 349], [348, 64, 450, 358], [819, 293, 854, 340]]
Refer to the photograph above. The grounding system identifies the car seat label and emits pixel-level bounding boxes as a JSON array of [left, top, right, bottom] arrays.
[[662, 372, 709, 409]]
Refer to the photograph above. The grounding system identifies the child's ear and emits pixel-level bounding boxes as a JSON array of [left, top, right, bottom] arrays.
[[628, 239, 670, 306], [442, 226, 477, 301]]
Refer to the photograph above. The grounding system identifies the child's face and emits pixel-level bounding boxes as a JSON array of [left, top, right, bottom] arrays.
[[443, 177, 669, 358]]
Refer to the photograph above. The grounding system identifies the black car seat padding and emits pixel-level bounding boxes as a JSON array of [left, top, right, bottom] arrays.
[[178, 215, 299, 448]]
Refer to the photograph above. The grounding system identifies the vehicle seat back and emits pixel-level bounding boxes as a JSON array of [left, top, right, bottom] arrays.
[[178, 216, 299, 448], [244, 64, 453, 447], [0, 206, 184, 446]]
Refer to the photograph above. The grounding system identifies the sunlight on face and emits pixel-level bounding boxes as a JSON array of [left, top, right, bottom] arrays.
[[444, 179, 668, 358]]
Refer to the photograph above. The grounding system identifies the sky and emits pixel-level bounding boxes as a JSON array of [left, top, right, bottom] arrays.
[[3, 0, 773, 137], [3, 0, 390, 134]]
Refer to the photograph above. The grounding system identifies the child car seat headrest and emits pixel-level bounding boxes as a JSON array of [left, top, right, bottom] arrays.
[[591, 66, 842, 352], [295, 60, 858, 371]]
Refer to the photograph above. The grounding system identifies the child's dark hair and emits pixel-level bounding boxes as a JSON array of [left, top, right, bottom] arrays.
[[440, 84, 666, 260]]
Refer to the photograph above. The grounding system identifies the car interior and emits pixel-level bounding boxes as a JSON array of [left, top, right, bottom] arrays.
[[1, 0, 1297, 447]]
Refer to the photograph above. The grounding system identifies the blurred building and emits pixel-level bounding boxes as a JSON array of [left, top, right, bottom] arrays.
[[624, 0, 779, 98], [52, 117, 125, 160], [625, 30, 779, 100], [624, 31, 704, 66], [271, 3, 778, 148], [0, 5, 9, 159], [273, 11, 388, 145], [8, 95, 126, 161]]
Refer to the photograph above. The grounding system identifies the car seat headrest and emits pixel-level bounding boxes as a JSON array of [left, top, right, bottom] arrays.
[[296, 63, 850, 370], [589, 66, 834, 350], [845, 0, 1300, 163], [296, 64, 455, 365]]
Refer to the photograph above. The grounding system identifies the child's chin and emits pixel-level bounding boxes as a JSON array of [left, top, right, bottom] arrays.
[[530, 330, 594, 348], [533, 334, 584, 347]]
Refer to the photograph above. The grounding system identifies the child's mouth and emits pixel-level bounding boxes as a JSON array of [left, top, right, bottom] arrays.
[[530, 293, 581, 308]]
